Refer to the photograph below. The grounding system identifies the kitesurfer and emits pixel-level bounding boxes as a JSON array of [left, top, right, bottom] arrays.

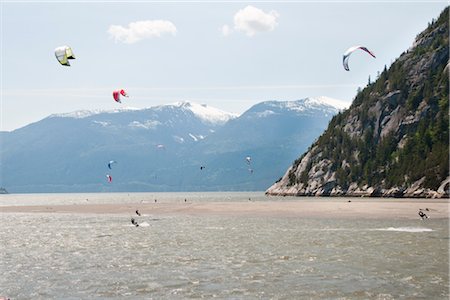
[[131, 217, 139, 227], [418, 210, 428, 220]]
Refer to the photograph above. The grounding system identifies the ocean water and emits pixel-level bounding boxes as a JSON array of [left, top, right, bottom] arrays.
[[1, 193, 449, 299]]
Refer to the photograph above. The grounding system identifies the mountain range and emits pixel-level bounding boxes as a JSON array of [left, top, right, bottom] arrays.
[[0, 97, 345, 192]]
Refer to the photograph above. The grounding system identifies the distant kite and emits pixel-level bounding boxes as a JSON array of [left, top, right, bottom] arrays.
[[113, 89, 129, 103], [343, 46, 376, 71], [108, 160, 117, 169], [55, 45, 76, 66]]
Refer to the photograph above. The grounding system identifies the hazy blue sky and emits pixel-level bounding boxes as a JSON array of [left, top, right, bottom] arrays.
[[1, 1, 447, 131]]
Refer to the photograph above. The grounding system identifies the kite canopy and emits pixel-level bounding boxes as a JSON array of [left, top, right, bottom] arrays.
[[108, 160, 117, 170], [55, 45, 75, 66], [113, 89, 129, 103], [342, 46, 376, 71]]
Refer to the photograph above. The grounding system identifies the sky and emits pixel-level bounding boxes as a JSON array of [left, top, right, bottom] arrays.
[[1, 1, 448, 131]]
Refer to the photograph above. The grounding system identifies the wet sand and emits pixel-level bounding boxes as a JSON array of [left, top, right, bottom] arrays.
[[1, 199, 448, 219]]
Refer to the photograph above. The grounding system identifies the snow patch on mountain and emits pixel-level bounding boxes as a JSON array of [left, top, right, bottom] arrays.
[[129, 120, 161, 129], [189, 133, 206, 141], [163, 101, 238, 125], [311, 96, 350, 110], [189, 133, 198, 141], [280, 97, 347, 112], [256, 110, 276, 118], [249, 97, 349, 117], [173, 136, 185, 143], [92, 120, 111, 127], [51, 107, 141, 119]]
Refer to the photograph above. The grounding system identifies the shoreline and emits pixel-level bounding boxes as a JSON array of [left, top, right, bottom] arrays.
[[1, 200, 449, 220]]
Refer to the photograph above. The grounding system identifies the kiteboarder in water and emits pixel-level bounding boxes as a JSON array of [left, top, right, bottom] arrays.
[[131, 217, 139, 227], [418, 210, 429, 220]]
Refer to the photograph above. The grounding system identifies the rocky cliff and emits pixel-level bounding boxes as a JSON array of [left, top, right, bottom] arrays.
[[267, 7, 449, 198]]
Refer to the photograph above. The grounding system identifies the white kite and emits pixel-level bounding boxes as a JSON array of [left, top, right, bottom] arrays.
[[343, 46, 376, 71], [55, 45, 76, 66]]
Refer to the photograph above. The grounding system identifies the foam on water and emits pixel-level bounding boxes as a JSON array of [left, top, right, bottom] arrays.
[[373, 227, 434, 232]]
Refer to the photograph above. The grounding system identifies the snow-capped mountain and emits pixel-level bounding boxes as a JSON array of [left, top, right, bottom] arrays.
[[187, 98, 343, 190], [1, 98, 344, 192], [44, 101, 236, 146], [313, 96, 350, 110], [50, 107, 142, 119], [154, 102, 238, 125], [50, 101, 236, 127], [242, 97, 345, 119]]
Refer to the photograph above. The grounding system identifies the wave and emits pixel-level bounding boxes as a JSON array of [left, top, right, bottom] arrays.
[[373, 227, 433, 233], [138, 222, 150, 227]]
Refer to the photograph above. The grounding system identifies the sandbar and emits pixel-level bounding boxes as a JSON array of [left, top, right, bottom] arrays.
[[1, 199, 449, 220]]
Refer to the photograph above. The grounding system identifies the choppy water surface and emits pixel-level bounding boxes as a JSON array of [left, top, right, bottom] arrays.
[[1, 193, 449, 299]]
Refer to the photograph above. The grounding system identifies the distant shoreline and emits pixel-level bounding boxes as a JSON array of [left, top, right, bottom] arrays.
[[265, 192, 449, 199], [1, 200, 448, 220], [265, 180, 450, 199]]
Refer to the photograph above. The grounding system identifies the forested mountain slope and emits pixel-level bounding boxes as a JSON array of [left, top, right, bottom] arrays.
[[267, 7, 449, 198]]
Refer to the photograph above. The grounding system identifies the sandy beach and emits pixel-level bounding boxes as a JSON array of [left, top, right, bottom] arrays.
[[1, 199, 448, 220]]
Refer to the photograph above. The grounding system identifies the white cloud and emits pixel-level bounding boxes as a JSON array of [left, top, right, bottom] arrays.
[[233, 5, 279, 37], [221, 24, 232, 37], [108, 20, 177, 44]]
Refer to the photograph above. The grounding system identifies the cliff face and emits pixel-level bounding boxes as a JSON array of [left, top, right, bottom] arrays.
[[267, 7, 449, 198]]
